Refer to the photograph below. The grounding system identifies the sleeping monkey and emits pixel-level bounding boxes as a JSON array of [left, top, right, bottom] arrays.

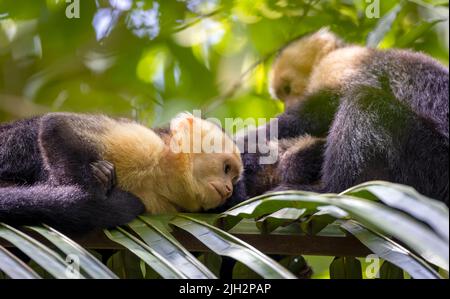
[[0, 113, 242, 233], [229, 29, 448, 207]]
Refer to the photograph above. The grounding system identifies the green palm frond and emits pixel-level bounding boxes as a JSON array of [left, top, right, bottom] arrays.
[[0, 181, 448, 279]]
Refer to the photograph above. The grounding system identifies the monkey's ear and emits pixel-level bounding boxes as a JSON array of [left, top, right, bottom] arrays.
[[169, 113, 196, 153], [170, 112, 195, 134]]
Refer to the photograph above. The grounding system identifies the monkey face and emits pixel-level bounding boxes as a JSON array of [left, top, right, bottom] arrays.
[[192, 152, 242, 210], [169, 113, 243, 211], [269, 28, 343, 108]]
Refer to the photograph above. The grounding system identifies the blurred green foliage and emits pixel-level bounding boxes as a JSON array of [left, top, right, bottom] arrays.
[[0, 0, 448, 128]]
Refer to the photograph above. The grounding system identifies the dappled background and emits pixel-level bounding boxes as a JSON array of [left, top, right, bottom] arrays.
[[0, 0, 448, 129]]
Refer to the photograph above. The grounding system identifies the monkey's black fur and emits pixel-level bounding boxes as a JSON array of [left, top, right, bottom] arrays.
[[213, 137, 325, 212], [231, 49, 449, 206], [0, 116, 145, 234]]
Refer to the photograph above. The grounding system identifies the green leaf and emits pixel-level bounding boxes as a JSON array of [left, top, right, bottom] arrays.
[[326, 193, 449, 271], [106, 250, 146, 279], [380, 261, 405, 279], [300, 206, 347, 235], [0, 223, 80, 279], [396, 19, 446, 48], [128, 217, 217, 279], [170, 215, 296, 279], [340, 220, 442, 279], [232, 262, 261, 279], [27, 225, 117, 279], [27, 259, 54, 279], [0, 245, 41, 279], [141, 261, 163, 279], [343, 181, 449, 242], [256, 208, 306, 234], [197, 253, 222, 277], [409, 0, 449, 7], [219, 191, 329, 230], [367, 2, 404, 47], [221, 187, 449, 271], [104, 228, 187, 279], [329, 256, 362, 279]]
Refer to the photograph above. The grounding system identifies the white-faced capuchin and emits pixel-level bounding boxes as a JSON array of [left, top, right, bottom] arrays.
[[0, 113, 242, 233], [228, 29, 448, 208]]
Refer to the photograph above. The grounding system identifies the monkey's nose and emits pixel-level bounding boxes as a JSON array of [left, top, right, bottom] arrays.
[[225, 185, 232, 198]]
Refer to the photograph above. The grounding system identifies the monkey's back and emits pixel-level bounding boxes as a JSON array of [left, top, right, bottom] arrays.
[[363, 49, 449, 139], [0, 117, 47, 185]]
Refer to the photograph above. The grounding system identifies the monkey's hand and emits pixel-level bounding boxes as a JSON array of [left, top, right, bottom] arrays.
[[90, 160, 117, 195]]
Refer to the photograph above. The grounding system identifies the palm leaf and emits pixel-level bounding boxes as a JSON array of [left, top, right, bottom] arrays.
[[170, 215, 296, 279], [104, 227, 187, 279], [342, 181, 449, 241], [0, 244, 41, 279], [340, 220, 442, 279], [380, 261, 405, 279], [218, 191, 328, 230], [300, 206, 348, 235], [128, 216, 217, 279], [0, 223, 80, 279], [324, 194, 449, 271], [27, 225, 118, 279], [256, 207, 307, 234], [220, 189, 449, 271]]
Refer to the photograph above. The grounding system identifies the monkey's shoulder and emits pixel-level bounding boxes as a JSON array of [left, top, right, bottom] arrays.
[[309, 47, 448, 94]]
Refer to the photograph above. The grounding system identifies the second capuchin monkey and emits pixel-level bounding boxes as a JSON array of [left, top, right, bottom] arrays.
[[231, 28, 448, 206], [0, 113, 242, 234]]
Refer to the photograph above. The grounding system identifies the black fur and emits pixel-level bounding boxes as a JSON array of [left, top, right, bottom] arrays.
[[213, 137, 325, 212], [278, 138, 325, 187], [234, 49, 449, 205], [0, 115, 145, 234]]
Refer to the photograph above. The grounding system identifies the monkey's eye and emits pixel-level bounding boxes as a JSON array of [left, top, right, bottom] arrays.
[[224, 163, 231, 175], [283, 84, 291, 96]]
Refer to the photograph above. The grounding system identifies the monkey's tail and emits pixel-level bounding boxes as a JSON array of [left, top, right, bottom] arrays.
[[0, 185, 144, 234], [0, 185, 91, 231]]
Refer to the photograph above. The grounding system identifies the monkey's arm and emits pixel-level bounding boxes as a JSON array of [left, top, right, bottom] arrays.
[[235, 90, 339, 150], [0, 114, 145, 234], [277, 137, 325, 186], [274, 90, 340, 140]]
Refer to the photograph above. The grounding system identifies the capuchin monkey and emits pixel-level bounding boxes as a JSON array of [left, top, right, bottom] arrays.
[[0, 113, 242, 233], [230, 29, 449, 206]]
